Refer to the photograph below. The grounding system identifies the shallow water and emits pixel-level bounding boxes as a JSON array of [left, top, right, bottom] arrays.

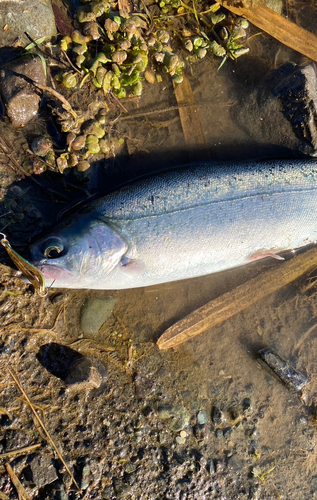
[[1, 1, 317, 498]]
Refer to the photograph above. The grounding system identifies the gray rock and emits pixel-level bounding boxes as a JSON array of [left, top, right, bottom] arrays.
[[197, 410, 208, 425], [258, 347, 308, 391], [207, 458, 215, 474], [0, 0, 56, 50], [80, 296, 117, 334], [0, 54, 46, 127], [227, 454, 245, 470], [134, 373, 154, 399], [28, 455, 58, 488], [157, 405, 190, 431], [45, 481, 68, 500], [65, 356, 108, 391]]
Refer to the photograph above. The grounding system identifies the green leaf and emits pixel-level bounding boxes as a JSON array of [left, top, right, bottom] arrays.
[[24, 36, 47, 51]]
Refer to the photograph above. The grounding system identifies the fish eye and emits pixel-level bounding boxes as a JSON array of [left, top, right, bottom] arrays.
[[41, 237, 65, 259]]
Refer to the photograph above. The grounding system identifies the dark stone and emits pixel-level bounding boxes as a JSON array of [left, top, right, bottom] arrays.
[[40, 480, 68, 500], [0, 54, 46, 127], [233, 63, 317, 157], [0, 338, 14, 354], [223, 427, 232, 438], [211, 406, 223, 426], [64, 357, 108, 391], [242, 398, 253, 413], [134, 373, 154, 399], [248, 440, 259, 456], [258, 347, 308, 391], [26, 455, 58, 488], [193, 424, 206, 440]]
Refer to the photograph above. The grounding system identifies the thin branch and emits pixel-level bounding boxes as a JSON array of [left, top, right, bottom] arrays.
[[8, 368, 80, 491], [0, 443, 41, 459]]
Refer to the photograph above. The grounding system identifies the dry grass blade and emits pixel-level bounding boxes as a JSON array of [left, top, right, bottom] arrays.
[[219, 1, 317, 63], [0, 407, 13, 420], [33, 82, 78, 122], [8, 369, 80, 491], [0, 491, 10, 500], [0, 137, 28, 179], [5, 463, 32, 500], [0, 443, 41, 459], [157, 247, 317, 349]]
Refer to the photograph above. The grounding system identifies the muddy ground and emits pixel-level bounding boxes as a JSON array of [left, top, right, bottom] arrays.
[[2, 1, 317, 499]]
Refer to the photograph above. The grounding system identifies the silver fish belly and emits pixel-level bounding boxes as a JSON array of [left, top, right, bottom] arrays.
[[30, 159, 317, 289]]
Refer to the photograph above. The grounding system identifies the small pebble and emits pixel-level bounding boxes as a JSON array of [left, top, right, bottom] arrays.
[[207, 458, 215, 474], [223, 427, 232, 438], [197, 410, 208, 425], [175, 436, 186, 445], [258, 347, 308, 391], [158, 407, 172, 420], [65, 356, 107, 391], [215, 429, 223, 439], [242, 397, 252, 413], [193, 424, 206, 440], [211, 406, 223, 426]]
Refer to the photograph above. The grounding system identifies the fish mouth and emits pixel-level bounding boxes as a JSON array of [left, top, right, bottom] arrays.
[[38, 263, 73, 282]]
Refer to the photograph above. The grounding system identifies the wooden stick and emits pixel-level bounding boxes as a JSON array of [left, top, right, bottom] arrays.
[[173, 75, 206, 146], [157, 247, 317, 350], [218, 2, 317, 63]]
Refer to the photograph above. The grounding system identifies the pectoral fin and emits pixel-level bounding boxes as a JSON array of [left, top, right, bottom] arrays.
[[120, 257, 145, 276], [248, 249, 285, 262]]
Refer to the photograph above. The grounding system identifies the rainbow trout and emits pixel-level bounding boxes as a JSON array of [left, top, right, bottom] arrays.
[[29, 159, 317, 289]]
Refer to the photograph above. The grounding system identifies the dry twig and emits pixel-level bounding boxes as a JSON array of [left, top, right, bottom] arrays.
[[8, 368, 80, 490], [0, 443, 41, 459], [5, 463, 31, 500]]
